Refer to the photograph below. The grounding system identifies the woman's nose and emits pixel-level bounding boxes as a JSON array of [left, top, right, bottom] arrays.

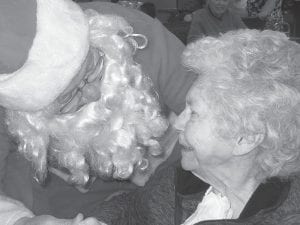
[[173, 107, 191, 131]]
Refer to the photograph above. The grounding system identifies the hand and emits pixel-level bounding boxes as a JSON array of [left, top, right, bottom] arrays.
[[49, 167, 96, 193], [15, 214, 81, 225], [15, 213, 106, 225], [80, 217, 107, 225], [130, 113, 179, 186]]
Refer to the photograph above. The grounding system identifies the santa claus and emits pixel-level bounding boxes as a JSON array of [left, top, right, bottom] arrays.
[[1, 0, 170, 188], [0, 0, 180, 224]]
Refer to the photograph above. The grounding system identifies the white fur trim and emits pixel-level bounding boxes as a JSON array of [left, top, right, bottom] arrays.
[[0, 0, 89, 111]]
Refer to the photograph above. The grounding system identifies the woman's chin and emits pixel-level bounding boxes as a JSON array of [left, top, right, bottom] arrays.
[[180, 151, 197, 171]]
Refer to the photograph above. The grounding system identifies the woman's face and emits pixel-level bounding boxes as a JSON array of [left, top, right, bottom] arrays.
[[208, 0, 230, 18], [175, 86, 235, 173]]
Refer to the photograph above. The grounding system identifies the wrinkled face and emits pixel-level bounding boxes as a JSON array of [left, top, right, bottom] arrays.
[[174, 85, 235, 173], [208, 0, 230, 17]]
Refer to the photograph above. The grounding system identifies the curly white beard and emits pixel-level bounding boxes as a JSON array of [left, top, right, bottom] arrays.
[[5, 10, 168, 186]]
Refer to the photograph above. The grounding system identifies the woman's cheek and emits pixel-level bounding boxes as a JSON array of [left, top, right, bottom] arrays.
[[184, 125, 196, 147]]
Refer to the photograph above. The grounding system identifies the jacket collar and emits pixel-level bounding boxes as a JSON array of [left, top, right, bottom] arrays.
[[175, 167, 291, 220]]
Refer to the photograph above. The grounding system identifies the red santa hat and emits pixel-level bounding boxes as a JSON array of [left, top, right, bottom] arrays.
[[0, 0, 89, 111]]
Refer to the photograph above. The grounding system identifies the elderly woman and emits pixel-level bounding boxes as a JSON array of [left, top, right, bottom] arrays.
[[87, 29, 300, 225]]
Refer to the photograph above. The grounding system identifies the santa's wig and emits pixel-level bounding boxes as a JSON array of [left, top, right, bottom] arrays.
[[5, 7, 168, 185]]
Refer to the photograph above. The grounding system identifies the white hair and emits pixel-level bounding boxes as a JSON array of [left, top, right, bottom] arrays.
[[183, 29, 300, 180], [6, 10, 168, 186]]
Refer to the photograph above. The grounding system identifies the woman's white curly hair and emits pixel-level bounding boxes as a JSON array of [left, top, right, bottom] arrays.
[[5, 10, 168, 186], [183, 29, 300, 180]]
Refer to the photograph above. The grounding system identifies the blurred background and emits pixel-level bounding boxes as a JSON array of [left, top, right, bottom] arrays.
[[74, 0, 300, 44]]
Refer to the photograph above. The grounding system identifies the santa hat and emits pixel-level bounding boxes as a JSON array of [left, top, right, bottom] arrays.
[[0, 0, 89, 111]]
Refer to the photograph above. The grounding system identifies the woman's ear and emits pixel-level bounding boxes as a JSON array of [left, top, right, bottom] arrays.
[[233, 133, 264, 156]]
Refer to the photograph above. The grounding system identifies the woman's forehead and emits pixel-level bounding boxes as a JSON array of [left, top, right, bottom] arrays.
[[186, 84, 212, 113]]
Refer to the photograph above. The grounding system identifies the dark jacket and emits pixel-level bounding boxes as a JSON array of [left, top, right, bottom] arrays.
[[87, 166, 300, 225]]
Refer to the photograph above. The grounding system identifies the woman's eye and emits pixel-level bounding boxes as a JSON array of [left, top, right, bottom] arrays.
[[191, 112, 198, 118]]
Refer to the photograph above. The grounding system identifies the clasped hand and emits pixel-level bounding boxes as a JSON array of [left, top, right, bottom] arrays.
[[15, 213, 106, 225]]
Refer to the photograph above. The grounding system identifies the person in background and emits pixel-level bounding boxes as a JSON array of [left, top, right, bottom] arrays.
[[187, 0, 246, 43], [248, 0, 283, 31], [0, 0, 197, 221], [86, 29, 300, 225], [233, 0, 284, 31]]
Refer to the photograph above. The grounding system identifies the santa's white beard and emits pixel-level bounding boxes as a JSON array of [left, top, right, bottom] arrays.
[[5, 10, 168, 186]]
